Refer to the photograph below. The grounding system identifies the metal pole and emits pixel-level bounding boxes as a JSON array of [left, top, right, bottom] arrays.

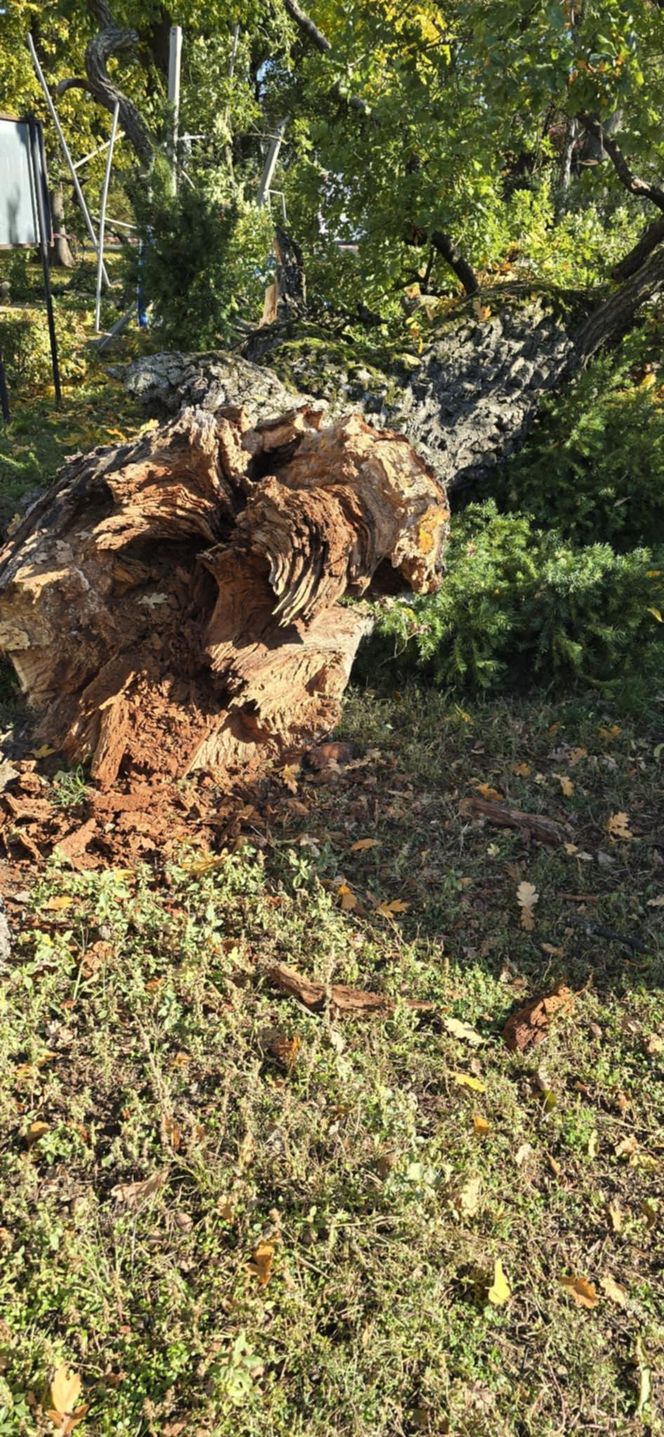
[[95, 101, 119, 332], [28, 117, 62, 407], [257, 120, 287, 207], [168, 25, 183, 196], [27, 33, 112, 287]]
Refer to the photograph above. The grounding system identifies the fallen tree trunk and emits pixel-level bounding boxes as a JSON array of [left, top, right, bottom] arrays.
[[0, 405, 448, 788]]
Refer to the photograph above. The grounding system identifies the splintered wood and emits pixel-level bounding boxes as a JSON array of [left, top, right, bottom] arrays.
[[0, 405, 448, 788]]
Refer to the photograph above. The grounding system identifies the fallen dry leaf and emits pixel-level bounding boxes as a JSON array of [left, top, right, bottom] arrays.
[[249, 1239, 274, 1286], [607, 811, 633, 841], [337, 882, 359, 912], [26, 1121, 49, 1147], [111, 1169, 168, 1206], [559, 1275, 598, 1309], [49, 1366, 86, 1433], [607, 1199, 623, 1233], [473, 1113, 491, 1138], [646, 895, 664, 908], [600, 1274, 629, 1306], [50, 1367, 82, 1416], [473, 782, 503, 801], [487, 1258, 511, 1306], [442, 1016, 484, 1048], [645, 1033, 663, 1056], [42, 895, 74, 912], [614, 1134, 639, 1161], [640, 1198, 658, 1229], [516, 880, 538, 931], [512, 762, 531, 777], [636, 1337, 652, 1417], [502, 984, 575, 1053], [555, 775, 575, 797], [455, 1175, 481, 1218], [515, 1142, 534, 1168], [451, 1071, 486, 1093], [374, 898, 410, 916], [263, 1029, 301, 1071], [350, 838, 380, 852], [587, 1130, 599, 1159]]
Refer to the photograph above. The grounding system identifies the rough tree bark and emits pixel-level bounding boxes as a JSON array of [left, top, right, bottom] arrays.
[[56, 0, 154, 168], [0, 405, 448, 789]]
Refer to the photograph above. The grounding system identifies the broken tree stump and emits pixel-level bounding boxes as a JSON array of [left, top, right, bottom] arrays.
[[0, 404, 448, 788]]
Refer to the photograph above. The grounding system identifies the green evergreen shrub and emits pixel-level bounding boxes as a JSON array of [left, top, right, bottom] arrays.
[[494, 322, 664, 550], [131, 182, 273, 349], [368, 502, 663, 700]]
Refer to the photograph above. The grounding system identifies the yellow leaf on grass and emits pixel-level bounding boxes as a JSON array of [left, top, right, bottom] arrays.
[[636, 1338, 652, 1416], [607, 1200, 623, 1233], [442, 1016, 484, 1048], [250, 1239, 275, 1286], [600, 1274, 628, 1306], [559, 1275, 598, 1309], [50, 1366, 82, 1417], [607, 811, 633, 841], [646, 895, 664, 908], [26, 1122, 49, 1146], [555, 775, 574, 797], [517, 880, 539, 931], [473, 1113, 491, 1138], [182, 852, 228, 876], [598, 724, 621, 741], [487, 1259, 511, 1306], [647, 606, 662, 622], [451, 1071, 486, 1093], [42, 895, 74, 912], [587, 1130, 599, 1158], [31, 743, 56, 758], [338, 883, 358, 912], [350, 838, 380, 852], [456, 1176, 481, 1218], [512, 762, 531, 777], [473, 782, 503, 801], [374, 899, 409, 916]]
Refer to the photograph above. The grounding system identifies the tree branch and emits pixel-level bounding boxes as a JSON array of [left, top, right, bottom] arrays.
[[580, 114, 664, 211], [431, 231, 478, 295], [575, 242, 664, 363], [83, 1, 154, 167], [283, 0, 332, 53], [55, 76, 92, 95], [612, 214, 664, 281]]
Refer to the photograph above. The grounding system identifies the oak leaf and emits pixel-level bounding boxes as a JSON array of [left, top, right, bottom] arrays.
[[516, 881, 538, 931], [607, 811, 633, 841], [442, 1016, 484, 1048]]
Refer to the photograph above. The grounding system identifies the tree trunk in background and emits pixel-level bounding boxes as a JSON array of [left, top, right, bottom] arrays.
[[49, 186, 75, 269]]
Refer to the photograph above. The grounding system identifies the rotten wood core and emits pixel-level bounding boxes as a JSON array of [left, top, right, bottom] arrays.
[[0, 404, 448, 789]]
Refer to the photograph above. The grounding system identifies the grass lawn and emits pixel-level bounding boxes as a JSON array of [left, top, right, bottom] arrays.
[[0, 686, 662, 1436], [0, 261, 662, 1437]]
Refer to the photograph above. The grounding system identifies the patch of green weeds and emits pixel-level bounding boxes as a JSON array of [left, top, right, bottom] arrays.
[[0, 685, 662, 1435]]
